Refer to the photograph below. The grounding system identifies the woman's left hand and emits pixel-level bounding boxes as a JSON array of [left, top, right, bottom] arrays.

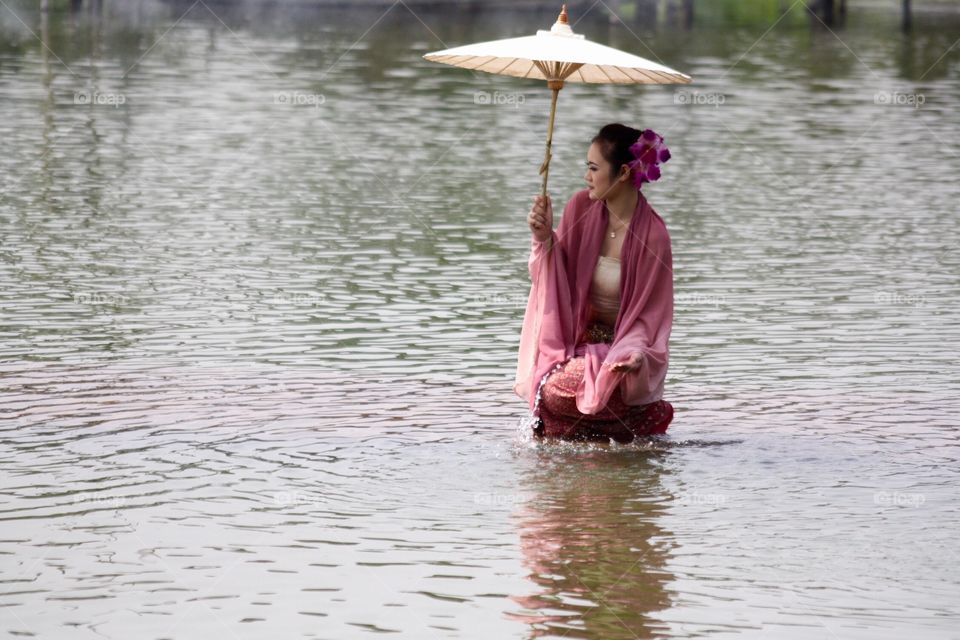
[[607, 352, 644, 373]]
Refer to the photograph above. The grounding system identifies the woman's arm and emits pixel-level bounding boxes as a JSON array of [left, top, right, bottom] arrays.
[[526, 194, 555, 282], [604, 220, 673, 374]]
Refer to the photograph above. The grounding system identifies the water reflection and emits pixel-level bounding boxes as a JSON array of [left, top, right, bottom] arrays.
[[510, 446, 674, 639]]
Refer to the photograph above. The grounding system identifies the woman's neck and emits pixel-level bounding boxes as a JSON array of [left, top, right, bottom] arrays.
[[605, 187, 638, 225]]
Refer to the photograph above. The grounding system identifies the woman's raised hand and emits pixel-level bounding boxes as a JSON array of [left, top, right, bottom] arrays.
[[527, 194, 553, 243]]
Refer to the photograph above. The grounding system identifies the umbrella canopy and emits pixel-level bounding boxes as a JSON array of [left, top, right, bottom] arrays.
[[423, 5, 692, 197]]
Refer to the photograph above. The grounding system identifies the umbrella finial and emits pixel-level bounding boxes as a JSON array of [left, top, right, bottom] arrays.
[[550, 4, 578, 37]]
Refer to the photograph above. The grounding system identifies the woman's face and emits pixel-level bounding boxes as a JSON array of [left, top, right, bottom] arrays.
[[584, 142, 629, 201]]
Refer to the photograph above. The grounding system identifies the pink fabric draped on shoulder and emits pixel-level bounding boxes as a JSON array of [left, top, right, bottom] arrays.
[[514, 188, 674, 415]]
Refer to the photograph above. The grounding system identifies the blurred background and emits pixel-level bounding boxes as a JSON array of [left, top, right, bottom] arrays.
[[1, 0, 959, 638]]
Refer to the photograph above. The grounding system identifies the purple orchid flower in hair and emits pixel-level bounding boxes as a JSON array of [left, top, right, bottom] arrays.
[[628, 129, 670, 190]]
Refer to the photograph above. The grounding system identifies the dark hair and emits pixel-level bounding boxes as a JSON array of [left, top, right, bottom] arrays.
[[591, 123, 642, 179]]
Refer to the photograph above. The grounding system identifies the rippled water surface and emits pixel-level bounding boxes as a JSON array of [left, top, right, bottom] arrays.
[[2, 0, 960, 637]]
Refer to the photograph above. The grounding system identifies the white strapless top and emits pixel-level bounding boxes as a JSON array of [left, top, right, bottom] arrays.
[[589, 255, 621, 327]]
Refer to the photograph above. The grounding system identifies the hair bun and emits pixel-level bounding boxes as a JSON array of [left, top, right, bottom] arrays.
[[591, 123, 669, 189]]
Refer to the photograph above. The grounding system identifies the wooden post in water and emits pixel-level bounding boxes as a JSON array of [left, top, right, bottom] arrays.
[[634, 0, 657, 26], [821, 0, 835, 25], [609, 0, 624, 24], [902, 0, 912, 31], [807, 0, 839, 26]]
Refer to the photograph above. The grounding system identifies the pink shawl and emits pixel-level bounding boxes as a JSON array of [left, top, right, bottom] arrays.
[[514, 188, 674, 414]]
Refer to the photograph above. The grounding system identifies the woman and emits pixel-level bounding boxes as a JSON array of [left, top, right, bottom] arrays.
[[514, 123, 675, 444]]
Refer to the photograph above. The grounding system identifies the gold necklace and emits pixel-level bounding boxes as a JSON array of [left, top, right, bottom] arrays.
[[608, 192, 638, 238], [609, 214, 629, 238]]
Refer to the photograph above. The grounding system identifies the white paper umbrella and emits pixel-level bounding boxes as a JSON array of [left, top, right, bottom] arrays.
[[424, 4, 692, 197]]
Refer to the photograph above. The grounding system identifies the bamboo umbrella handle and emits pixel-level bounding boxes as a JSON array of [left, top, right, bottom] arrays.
[[539, 82, 563, 199]]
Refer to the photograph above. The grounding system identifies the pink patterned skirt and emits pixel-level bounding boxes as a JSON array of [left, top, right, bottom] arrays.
[[532, 323, 673, 443]]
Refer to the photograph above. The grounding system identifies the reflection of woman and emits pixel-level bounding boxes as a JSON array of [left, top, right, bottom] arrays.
[[515, 124, 675, 443], [508, 450, 674, 637]]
